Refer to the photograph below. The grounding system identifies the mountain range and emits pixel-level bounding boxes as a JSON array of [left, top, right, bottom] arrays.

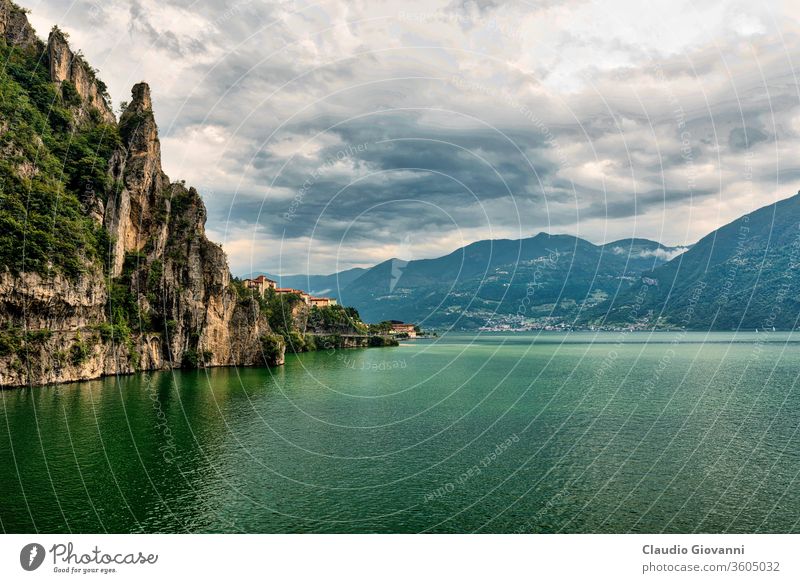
[[255, 236, 686, 329], [259, 192, 800, 331]]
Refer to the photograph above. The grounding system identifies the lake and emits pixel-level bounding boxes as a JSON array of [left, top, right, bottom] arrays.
[[2, 331, 799, 533]]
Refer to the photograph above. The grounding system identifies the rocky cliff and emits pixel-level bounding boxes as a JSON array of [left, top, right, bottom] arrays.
[[0, 0, 36, 48], [0, 1, 284, 387], [47, 27, 116, 125]]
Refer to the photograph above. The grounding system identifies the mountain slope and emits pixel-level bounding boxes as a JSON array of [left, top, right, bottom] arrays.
[[591, 192, 800, 329]]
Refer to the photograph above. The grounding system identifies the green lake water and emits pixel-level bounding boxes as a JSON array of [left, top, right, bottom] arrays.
[[2, 331, 800, 533]]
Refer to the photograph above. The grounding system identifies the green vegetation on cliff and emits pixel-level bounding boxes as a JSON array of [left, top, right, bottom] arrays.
[[0, 38, 118, 278]]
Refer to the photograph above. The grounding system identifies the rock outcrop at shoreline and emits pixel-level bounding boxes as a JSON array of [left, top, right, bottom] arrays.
[[0, 1, 282, 387]]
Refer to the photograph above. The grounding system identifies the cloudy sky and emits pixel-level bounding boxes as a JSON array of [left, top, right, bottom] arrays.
[[23, 0, 800, 275]]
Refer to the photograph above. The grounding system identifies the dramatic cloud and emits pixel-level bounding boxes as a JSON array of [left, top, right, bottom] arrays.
[[24, 0, 800, 274]]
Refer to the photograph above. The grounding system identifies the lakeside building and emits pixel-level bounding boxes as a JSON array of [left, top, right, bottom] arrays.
[[242, 275, 276, 295], [390, 322, 417, 338]]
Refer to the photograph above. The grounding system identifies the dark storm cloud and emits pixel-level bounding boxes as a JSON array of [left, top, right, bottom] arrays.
[[219, 112, 563, 246], [137, 4, 800, 255], [584, 188, 719, 221]]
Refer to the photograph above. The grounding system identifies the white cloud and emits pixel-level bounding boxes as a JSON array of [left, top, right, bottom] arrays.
[[640, 246, 689, 261]]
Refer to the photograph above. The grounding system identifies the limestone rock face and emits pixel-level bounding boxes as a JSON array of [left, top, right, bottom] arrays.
[[0, 329, 138, 388], [0, 82, 283, 387], [105, 82, 170, 277], [0, 270, 107, 331], [47, 27, 116, 125], [0, 268, 142, 387], [0, 0, 38, 48], [111, 84, 277, 370]]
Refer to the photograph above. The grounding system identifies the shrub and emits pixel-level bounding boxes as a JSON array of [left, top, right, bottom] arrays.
[[307, 304, 365, 333], [369, 335, 399, 347], [259, 334, 284, 366], [180, 349, 199, 369], [60, 79, 81, 107], [118, 109, 153, 144], [0, 326, 21, 357], [70, 333, 90, 365], [283, 330, 307, 353], [263, 292, 302, 334], [24, 329, 52, 343], [368, 321, 394, 334], [147, 259, 163, 291], [95, 321, 131, 343], [180, 346, 211, 369]]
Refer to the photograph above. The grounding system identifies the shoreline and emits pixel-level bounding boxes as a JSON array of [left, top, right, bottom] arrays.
[[0, 339, 396, 391]]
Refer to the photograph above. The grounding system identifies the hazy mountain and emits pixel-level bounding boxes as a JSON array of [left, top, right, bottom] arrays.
[[591, 192, 800, 330]]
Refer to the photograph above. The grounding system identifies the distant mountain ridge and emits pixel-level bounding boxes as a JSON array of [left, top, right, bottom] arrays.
[[250, 234, 685, 328]]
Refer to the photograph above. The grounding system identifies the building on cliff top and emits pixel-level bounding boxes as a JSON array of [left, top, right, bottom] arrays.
[[272, 287, 337, 308], [309, 297, 337, 307], [243, 275, 277, 295], [275, 288, 312, 305]]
